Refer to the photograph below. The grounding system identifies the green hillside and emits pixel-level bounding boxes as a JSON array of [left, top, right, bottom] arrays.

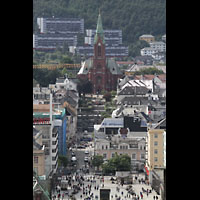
[[33, 0, 166, 56]]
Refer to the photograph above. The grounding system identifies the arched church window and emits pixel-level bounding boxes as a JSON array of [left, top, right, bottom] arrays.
[[96, 76, 102, 85], [98, 44, 101, 56]]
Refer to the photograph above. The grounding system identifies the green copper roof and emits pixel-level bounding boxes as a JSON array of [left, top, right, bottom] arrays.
[[94, 13, 105, 44]]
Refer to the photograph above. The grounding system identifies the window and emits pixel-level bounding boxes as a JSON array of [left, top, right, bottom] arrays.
[[52, 156, 57, 161], [154, 157, 158, 162], [52, 149, 57, 153], [154, 133, 158, 138], [96, 76, 102, 85], [34, 156, 38, 164], [132, 153, 136, 160], [102, 145, 104, 150], [98, 46, 101, 56], [154, 149, 158, 154], [34, 167, 38, 174], [141, 154, 145, 159], [154, 141, 158, 146], [103, 153, 107, 159]]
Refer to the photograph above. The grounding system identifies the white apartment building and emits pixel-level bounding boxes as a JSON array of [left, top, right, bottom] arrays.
[[94, 124, 147, 171], [162, 34, 166, 42], [141, 47, 158, 56], [55, 75, 77, 91], [85, 29, 122, 46], [33, 33, 77, 50], [33, 94, 59, 176], [149, 41, 166, 52], [37, 17, 84, 34], [34, 124, 58, 176]]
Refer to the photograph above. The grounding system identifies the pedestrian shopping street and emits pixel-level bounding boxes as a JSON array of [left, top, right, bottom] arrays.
[[52, 172, 160, 200]]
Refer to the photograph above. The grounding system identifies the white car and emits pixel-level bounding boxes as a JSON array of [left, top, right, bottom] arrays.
[[84, 157, 89, 162], [71, 156, 77, 162], [85, 150, 89, 154]]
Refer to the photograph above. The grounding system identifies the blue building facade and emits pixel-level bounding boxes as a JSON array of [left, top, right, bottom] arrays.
[[33, 108, 68, 156], [54, 109, 67, 156]]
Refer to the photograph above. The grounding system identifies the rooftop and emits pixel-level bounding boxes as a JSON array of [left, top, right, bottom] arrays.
[[140, 34, 154, 38]]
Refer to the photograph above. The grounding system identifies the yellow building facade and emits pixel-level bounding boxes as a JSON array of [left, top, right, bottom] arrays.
[[139, 34, 155, 43], [147, 129, 165, 170], [33, 146, 45, 176]]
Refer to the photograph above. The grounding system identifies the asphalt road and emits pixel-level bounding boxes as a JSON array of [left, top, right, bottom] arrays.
[[69, 132, 94, 171]]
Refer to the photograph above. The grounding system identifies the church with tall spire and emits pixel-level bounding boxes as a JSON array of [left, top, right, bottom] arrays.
[[77, 12, 122, 94]]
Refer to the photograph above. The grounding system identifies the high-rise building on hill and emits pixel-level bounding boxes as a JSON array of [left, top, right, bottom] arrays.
[[37, 17, 84, 34]]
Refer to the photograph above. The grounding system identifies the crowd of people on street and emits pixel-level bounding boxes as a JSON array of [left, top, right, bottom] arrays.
[[51, 142, 161, 200], [52, 170, 160, 200]]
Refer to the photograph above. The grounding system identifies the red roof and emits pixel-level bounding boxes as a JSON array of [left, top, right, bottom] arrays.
[[134, 75, 155, 80], [157, 74, 166, 82]]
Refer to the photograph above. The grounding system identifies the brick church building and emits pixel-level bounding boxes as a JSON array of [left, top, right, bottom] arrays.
[[77, 12, 123, 94]]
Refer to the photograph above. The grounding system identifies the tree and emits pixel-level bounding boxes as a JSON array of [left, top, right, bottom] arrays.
[[110, 90, 117, 97], [103, 92, 112, 102], [117, 154, 131, 171], [102, 154, 131, 175], [77, 78, 93, 96], [33, 79, 39, 87], [58, 155, 68, 167], [33, 0, 166, 57], [60, 55, 73, 64], [134, 67, 164, 75], [33, 68, 62, 87], [91, 155, 104, 171]]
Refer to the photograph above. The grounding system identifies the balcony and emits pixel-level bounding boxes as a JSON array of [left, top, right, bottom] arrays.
[[52, 147, 58, 157]]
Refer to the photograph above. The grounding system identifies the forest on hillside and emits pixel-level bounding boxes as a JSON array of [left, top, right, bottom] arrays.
[[33, 0, 166, 48]]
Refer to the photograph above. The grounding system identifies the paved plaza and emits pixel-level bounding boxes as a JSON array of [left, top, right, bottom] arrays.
[[52, 139, 161, 200], [52, 173, 161, 200]]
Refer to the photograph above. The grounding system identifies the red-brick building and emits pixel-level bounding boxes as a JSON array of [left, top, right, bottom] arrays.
[[77, 13, 122, 94]]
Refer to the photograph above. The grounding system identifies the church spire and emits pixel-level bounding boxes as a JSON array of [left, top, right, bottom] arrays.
[[94, 10, 105, 44]]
